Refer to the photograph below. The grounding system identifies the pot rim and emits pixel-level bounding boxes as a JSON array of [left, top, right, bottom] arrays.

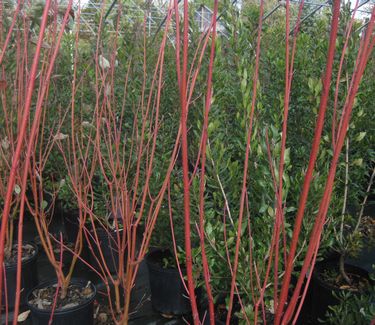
[[146, 249, 186, 274], [4, 242, 39, 270], [26, 278, 96, 315], [89, 226, 124, 235], [312, 260, 371, 292]]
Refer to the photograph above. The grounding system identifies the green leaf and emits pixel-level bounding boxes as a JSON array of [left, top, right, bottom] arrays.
[[286, 206, 297, 212], [241, 78, 247, 93], [357, 108, 364, 117], [259, 204, 267, 214], [243, 68, 248, 81], [41, 200, 48, 210], [284, 147, 290, 165], [206, 222, 213, 236], [308, 78, 314, 91], [227, 236, 234, 246], [352, 158, 363, 166], [355, 132, 366, 142], [314, 80, 322, 96]]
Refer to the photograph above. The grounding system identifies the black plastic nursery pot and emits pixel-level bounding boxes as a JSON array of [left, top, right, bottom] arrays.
[[201, 313, 226, 325], [26, 279, 96, 325], [202, 317, 225, 325], [95, 281, 125, 306], [64, 212, 119, 273], [289, 269, 314, 325], [213, 293, 241, 325], [2, 243, 38, 309], [87, 227, 123, 274], [310, 260, 372, 322], [146, 249, 195, 316], [62, 208, 81, 243], [92, 281, 125, 323], [52, 247, 74, 272]]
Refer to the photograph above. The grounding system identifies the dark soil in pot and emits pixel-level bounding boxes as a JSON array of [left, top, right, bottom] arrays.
[[27, 278, 96, 325], [310, 260, 372, 322], [146, 249, 198, 317], [2, 243, 38, 310]]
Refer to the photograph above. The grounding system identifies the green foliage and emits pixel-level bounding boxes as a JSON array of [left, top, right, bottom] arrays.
[[322, 279, 375, 325], [182, 3, 375, 321], [1, 2, 374, 323]]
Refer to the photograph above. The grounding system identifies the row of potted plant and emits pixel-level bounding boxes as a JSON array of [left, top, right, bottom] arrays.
[[0, 0, 374, 324]]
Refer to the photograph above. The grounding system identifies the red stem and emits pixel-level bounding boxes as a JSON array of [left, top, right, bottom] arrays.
[[198, 0, 219, 322], [13, 3, 74, 321], [178, 0, 200, 322], [0, 0, 52, 312], [275, 2, 341, 322], [227, 1, 264, 323], [281, 7, 375, 324]]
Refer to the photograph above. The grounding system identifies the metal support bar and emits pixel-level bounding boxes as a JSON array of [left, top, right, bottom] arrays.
[[356, 19, 370, 33], [290, 0, 331, 8], [262, 4, 282, 22], [104, 0, 118, 21], [151, 0, 182, 43], [290, 0, 330, 35]]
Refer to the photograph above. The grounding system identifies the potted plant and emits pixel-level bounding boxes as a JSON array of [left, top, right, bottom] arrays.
[[322, 271, 375, 324], [0, 26, 40, 314], [26, 279, 96, 325], [57, 173, 122, 276], [0, 3, 90, 323], [146, 248, 199, 317], [308, 18, 375, 309], [84, 206, 126, 276], [17, 3, 99, 322], [308, 14, 375, 312], [50, 6, 184, 323], [147, 163, 205, 319], [24, 107, 97, 324], [310, 160, 375, 321], [0, 187, 39, 312], [2, 222, 38, 310]]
